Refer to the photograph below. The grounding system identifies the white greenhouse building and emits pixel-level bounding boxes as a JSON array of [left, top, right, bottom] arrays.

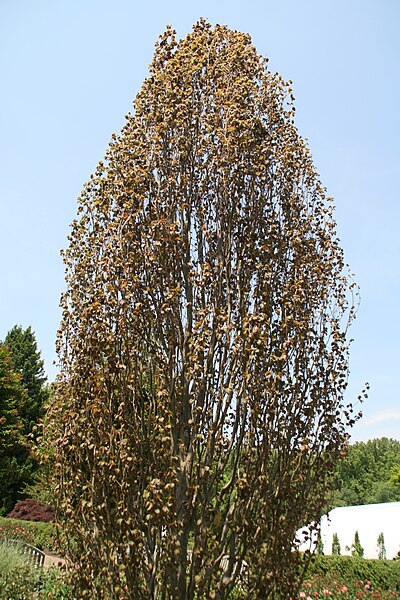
[[299, 502, 400, 559]]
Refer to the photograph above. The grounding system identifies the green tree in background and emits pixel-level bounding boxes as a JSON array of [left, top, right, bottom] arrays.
[[332, 438, 400, 507], [4, 325, 49, 436], [316, 535, 324, 555], [390, 464, 400, 487], [1, 326, 50, 509], [351, 530, 364, 558], [377, 532, 386, 560], [332, 532, 341, 555], [0, 344, 30, 515]]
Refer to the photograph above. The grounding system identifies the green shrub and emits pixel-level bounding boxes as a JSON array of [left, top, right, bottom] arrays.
[[0, 516, 59, 551], [308, 554, 400, 592], [0, 543, 72, 599], [0, 543, 42, 598], [40, 567, 74, 599], [0, 542, 30, 574]]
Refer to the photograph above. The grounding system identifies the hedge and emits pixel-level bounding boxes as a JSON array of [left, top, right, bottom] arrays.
[[0, 516, 59, 552], [308, 554, 400, 592]]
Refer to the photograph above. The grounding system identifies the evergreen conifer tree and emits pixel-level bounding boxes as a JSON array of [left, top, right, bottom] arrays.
[[5, 325, 49, 436], [332, 532, 341, 555], [351, 530, 364, 557], [0, 344, 30, 514], [377, 532, 386, 560]]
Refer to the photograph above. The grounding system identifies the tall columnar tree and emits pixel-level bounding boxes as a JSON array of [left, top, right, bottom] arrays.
[[5, 325, 49, 436], [332, 532, 341, 555], [377, 532, 386, 560], [0, 344, 30, 515], [48, 21, 360, 599], [351, 531, 364, 558]]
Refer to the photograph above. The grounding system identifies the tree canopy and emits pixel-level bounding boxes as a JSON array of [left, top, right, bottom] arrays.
[[0, 344, 30, 515], [47, 21, 360, 599], [332, 437, 400, 507], [4, 325, 49, 436], [0, 326, 50, 513]]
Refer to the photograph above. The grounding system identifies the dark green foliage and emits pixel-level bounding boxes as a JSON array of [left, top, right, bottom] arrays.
[[0, 344, 32, 515], [2, 326, 51, 509], [332, 438, 400, 507], [4, 325, 49, 436], [308, 554, 400, 592], [332, 532, 341, 555]]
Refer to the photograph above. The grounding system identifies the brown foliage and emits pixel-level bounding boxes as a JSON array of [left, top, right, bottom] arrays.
[[46, 20, 360, 599]]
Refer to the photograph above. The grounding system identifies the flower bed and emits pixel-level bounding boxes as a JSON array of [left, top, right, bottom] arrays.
[[308, 555, 400, 593], [292, 555, 400, 599], [297, 574, 399, 598]]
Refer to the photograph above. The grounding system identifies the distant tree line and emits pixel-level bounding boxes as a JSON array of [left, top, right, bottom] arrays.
[[0, 325, 50, 515], [331, 437, 400, 508]]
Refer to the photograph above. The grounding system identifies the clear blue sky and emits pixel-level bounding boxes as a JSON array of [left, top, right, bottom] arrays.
[[1, 0, 399, 442]]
